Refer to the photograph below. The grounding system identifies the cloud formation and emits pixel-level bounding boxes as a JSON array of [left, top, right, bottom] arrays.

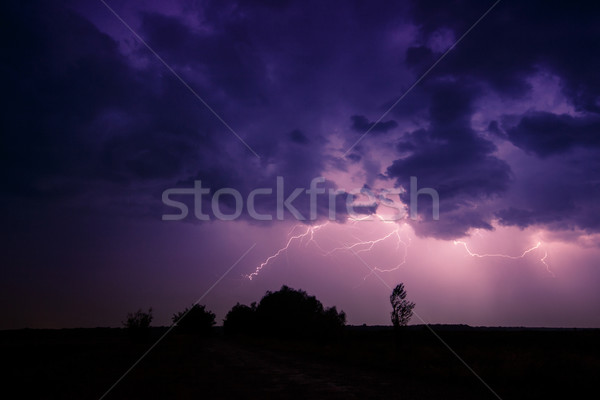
[[378, 0, 600, 238], [350, 115, 398, 134], [2, 0, 600, 239]]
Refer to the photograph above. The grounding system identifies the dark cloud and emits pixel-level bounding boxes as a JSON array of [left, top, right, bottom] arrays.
[[350, 115, 398, 134], [396, 141, 416, 153], [289, 129, 309, 144], [346, 153, 361, 163], [378, 0, 600, 238], [0, 1, 341, 222], [487, 120, 504, 138], [506, 112, 600, 158], [3, 0, 600, 238], [408, 0, 600, 111], [0, 1, 225, 203], [495, 207, 561, 229], [493, 149, 600, 233], [405, 45, 434, 71], [139, 12, 270, 103], [386, 80, 512, 239]]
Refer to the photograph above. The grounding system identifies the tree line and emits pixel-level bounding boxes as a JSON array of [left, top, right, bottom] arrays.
[[124, 283, 414, 339]]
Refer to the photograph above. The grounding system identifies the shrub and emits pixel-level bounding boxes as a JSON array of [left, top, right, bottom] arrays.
[[172, 304, 216, 335], [123, 308, 153, 341], [255, 285, 346, 339], [223, 302, 257, 335]]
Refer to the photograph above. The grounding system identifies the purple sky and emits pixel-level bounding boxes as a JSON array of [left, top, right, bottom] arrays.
[[2, 0, 600, 329]]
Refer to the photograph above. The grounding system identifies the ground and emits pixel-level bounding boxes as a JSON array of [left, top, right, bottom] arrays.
[[2, 326, 598, 399]]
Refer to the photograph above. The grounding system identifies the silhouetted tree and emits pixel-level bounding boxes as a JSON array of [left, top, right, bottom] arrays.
[[390, 283, 415, 328], [255, 285, 346, 339], [123, 308, 153, 341], [172, 304, 215, 335], [223, 302, 257, 335]]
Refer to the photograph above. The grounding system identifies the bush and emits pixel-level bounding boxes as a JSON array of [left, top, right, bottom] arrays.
[[255, 285, 346, 339], [223, 302, 257, 335], [123, 308, 153, 341], [172, 304, 215, 335]]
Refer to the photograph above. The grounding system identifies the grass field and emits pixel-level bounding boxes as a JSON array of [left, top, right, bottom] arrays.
[[2, 326, 598, 399]]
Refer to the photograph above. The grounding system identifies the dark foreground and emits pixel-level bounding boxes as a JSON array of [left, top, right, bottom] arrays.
[[2, 326, 598, 399]]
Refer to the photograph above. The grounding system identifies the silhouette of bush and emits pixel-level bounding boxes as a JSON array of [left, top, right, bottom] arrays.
[[172, 304, 215, 335], [255, 285, 346, 339], [223, 302, 257, 335], [123, 308, 153, 341]]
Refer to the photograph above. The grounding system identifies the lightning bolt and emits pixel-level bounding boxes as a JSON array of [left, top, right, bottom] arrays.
[[245, 215, 410, 280], [453, 240, 555, 276], [325, 217, 410, 279], [248, 219, 555, 281], [453, 240, 542, 259], [245, 223, 329, 280], [540, 251, 555, 277]]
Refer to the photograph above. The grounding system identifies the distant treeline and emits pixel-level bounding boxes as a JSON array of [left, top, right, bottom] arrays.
[[124, 285, 346, 340]]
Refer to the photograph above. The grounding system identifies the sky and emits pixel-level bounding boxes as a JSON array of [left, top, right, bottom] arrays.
[[2, 0, 600, 329]]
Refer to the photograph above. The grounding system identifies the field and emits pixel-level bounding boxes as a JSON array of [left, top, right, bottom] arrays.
[[2, 326, 598, 399]]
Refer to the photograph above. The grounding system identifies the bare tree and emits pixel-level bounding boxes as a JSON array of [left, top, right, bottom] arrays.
[[390, 283, 415, 328]]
